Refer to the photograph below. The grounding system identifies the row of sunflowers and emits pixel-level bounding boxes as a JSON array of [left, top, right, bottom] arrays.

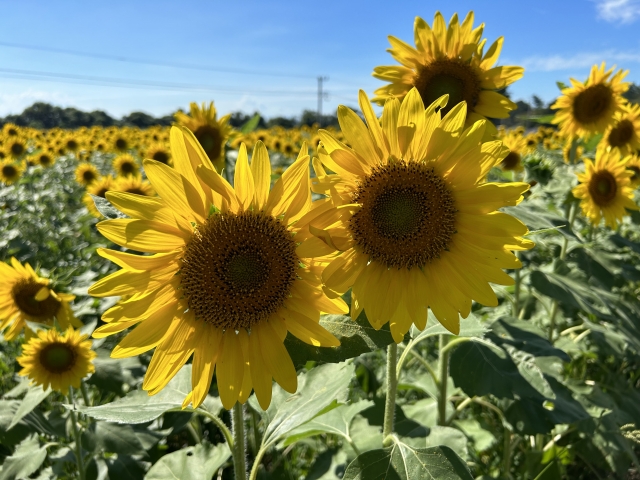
[[1, 10, 640, 480]]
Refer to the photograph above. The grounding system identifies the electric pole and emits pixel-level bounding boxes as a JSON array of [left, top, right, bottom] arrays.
[[317, 76, 328, 127]]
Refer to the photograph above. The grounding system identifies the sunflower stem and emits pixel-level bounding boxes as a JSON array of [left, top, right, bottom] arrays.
[[80, 381, 91, 407], [438, 335, 450, 426], [231, 403, 247, 480], [382, 342, 398, 446], [513, 251, 521, 317], [68, 390, 86, 480]]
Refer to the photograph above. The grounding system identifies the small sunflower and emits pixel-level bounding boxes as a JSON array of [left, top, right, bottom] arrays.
[[372, 12, 523, 128], [113, 175, 154, 197], [63, 134, 82, 153], [145, 142, 172, 165], [34, 152, 55, 168], [175, 102, 232, 172], [3, 123, 20, 137], [88, 126, 345, 410], [626, 155, 640, 188], [500, 131, 528, 172], [75, 163, 99, 186], [552, 63, 629, 139], [110, 133, 130, 153], [0, 258, 80, 340], [304, 89, 533, 340], [0, 159, 24, 184], [5, 136, 28, 160], [17, 328, 96, 394], [113, 153, 139, 177], [572, 149, 638, 229], [599, 103, 640, 156]]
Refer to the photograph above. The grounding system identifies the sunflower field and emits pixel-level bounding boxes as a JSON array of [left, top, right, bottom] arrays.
[[2, 10, 640, 480]]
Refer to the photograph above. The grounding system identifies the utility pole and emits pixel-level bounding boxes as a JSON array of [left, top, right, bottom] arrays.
[[317, 76, 328, 127]]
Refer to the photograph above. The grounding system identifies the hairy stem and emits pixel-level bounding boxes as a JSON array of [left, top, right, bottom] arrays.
[[231, 403, 247, 480], [438, 335, 450, 426], [68, 389, 86, 480], [382, 343, 398, 446]]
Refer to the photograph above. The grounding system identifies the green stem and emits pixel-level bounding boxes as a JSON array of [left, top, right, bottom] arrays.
[[192, 409, 233, 448], [231, 403, 247, 480], [513, 252, 521, 317], [438, 335, 450, 426], [80, 381, 91, 407], [249, 448, 266, 480], [68, 390, 86, 480], [406, 349, 439, 386], [382, 343, 398, 446], [503, 426, 512, 478]]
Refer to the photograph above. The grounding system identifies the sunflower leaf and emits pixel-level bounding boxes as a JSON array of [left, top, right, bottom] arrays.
[[239, 113, 261, 135], [90, 194, 128, 220], [144, 441, 230, 480]]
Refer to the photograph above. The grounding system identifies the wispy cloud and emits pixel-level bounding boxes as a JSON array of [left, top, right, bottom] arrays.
[[595, 0, 640, 24], [0, 88, 74, 116], [517, 50, 640, 72]]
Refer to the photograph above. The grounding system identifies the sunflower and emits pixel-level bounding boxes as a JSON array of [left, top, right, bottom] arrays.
[[499, 130, 528, 172], [110, 133, 130, 153], [63, 134, 82, 153], [17, 328, 96, 394], [572, 149, 638, 229], [372, 11, 522, 129], [75, 163, 99, 186], [113, 175, 154, 197], [113, 153, 139, 177], [34, 151, 55, 168], [175, 102, 232, 172], [598, 103, 640, 156], [145, 142, 172, 165], [83, 176, 115, 217], [3, 123, 20, 137], [0, 258, 80, 340], [303, 89, 533, 340], [626, 155, 640, 188], [0, 159, 24, 185], [552, 63, 629, 139], [5, 136, 28, 160], [88, 126, 345, 410]]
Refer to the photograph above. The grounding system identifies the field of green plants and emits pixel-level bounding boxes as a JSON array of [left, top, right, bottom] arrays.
[[1, 10, 640, 480]]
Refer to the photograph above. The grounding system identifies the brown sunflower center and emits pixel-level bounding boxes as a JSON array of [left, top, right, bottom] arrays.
[[124, 187, 147, 196], [11, 280, 61, 319], [588, 170, 618, 206], [119, 161, 135, 174], [39, 155, 52, 166], [607, 119, 635, 148], [180, 211, 298, 330], [10, 142, 25, 157], [2, 164, 17, 178], [572, 84, 613, 125], [66, 140, 78, 151], [194, 125, 223, 161], [152, 150, 169, 164], [82, 170, 96, 182], [39, 343, 76, 373], [413, 58, 481, 116], [349, 161, 456, 269], [115, 138, 128, 151], [502, 151, 521, 171]]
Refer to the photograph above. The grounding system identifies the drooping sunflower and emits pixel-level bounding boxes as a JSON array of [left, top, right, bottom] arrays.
[[626, 155, 640, 188], [88, 126, 345, 410], [75, 163, 99, 186], [552, 63, 629, 139], [175, 102, 232, 172], [145, 142, 172, 165], [0, 159, 24, 185], [17, 328, 96, 394], [598, 103, 640, 156], [0, 258, 80, 340], [113, 153, 139, 177], [372, 12, 522, 129], [113, 175, 154, 197], [303, 89, 533, 340], [572, 149, 638, 228]]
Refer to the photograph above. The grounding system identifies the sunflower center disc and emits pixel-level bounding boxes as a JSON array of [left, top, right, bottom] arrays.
[[607, 119, 635, 148], [588, 170, 618, 205], [572, 84, 613, 124], [120, 162, 135, 174], [11, 143, 24, 156], [502, 152, 521, 171], [194, 125, 223, 161], [40, 343, 76, 373], [11, 280, 61, 319], [2, 165, 17, 178], [180, 211, 298, 330], [350, 161, 457, 269], [414, 59, 481, 116], [83, 170, 95, 182], [115, 138, 127, 150], [152, 151, 169, 164]]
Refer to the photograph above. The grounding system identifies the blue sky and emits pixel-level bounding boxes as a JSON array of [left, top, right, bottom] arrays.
[[0, 0, 639, 119]]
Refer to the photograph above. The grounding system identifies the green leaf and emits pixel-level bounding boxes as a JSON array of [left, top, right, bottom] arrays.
[[0, 436, 48, 480], [403, 398, 454, 429], [250, 362, 355, 449], [104, 455, 148, 480], [285, 314, 395, 369], [306, 449, 348, 480], [90, 194, 127, 220], [82, 421, 146, 456], [282, 400, 373, 446], [424, 426, 469, 460], [342, 443, 473, 480], [410, 312, 487, 343], [453, 419, 497, 452], [487, 317, 570, 362], [145, 442, 230, 480], [75, 365, 220, 424], [240, 113, 261, 134], [7, 384, 51, 430], [556, 81, 568, 91]]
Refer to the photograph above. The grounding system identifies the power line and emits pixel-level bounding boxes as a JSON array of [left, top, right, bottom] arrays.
[[0, 40, 317, 79], [0, 67, 318, 97]]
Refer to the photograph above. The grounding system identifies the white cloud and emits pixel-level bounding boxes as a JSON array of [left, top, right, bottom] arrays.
[[0, 88, 74, 116], [517, 50, 640, 72], [596, 0, 640, 24]]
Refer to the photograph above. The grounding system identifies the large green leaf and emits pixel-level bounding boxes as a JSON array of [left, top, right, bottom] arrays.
[[75, 365, 221, 424], [487, 317, 570, 362], [6, 384, 51, 430], [409, 312, 487, 343], [424, 426, 469, 460], [0, 400, 62, 447], [285, 314, 395, 369], [0, 436, 48, 480], [81, 421, 146, 456], [145, 442, 230, 480], [342, 442, 473, 480], [104, 455, 148, 480]]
